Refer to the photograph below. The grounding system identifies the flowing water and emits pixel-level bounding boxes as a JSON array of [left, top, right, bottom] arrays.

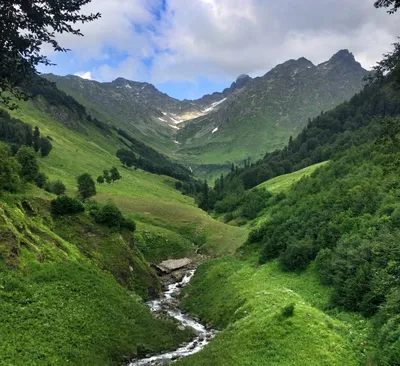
[[128, 270, 217, 365]]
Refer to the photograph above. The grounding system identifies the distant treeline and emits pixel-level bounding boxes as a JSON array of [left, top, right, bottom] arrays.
[[0, 109, 52, 156], [115, 128, 203, 196]]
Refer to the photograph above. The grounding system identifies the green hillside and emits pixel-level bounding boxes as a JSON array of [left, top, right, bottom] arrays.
[[256, 161, 328, 193], [176, 50, 368, 168]]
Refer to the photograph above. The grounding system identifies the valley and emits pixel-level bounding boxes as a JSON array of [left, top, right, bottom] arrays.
[[0, 24, 399, 366]]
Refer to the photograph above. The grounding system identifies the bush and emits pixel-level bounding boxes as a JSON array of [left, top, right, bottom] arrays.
[[121, 217, 136, 232], [35, 172, 47, 188], [39, 137, 53, 157], [281, 303, 295, 318], [279, 238, 314, 271], [16, 146, 39, 182], [77, 173, 96, 200], [51, 196, 84, 216], [46, 180, 66, 195], [93, 203, 123, 228], [92, 203, 136, 232]]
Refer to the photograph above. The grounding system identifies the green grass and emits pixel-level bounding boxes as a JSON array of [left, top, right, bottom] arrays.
[[178, 256, 371, 366], [0, 260, 193, 366], [256, 161, 329, 193]]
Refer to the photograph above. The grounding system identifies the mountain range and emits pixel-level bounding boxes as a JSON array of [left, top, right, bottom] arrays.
[[44, 49, 368, 175]]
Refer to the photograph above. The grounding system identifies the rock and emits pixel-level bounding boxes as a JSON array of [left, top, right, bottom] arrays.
[[171, 354, 181, 361], [156, 258, 192, 274], [178, 325, 186, 331]]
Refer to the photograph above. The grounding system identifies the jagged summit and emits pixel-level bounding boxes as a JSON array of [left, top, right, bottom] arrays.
[[329, 49, 355, 63], [43, 49, 369, 166]]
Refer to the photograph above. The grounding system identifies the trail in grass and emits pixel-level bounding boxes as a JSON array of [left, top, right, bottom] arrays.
[[129, 270, 217, 365]]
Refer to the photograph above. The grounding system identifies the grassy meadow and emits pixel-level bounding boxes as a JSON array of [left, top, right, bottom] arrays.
[[256, 161, 328, 193], [178, 256, 370, 366]]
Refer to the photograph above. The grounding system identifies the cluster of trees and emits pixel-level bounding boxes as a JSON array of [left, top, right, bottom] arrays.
[[97, 167, 121, 184], [0, 110, 53, 157], [115, 128, 192, 181], [0, 143, 51, 193], [115, 129, 204, 197]]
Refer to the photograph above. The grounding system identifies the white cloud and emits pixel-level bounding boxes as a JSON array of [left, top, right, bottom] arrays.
[[49, 0, 400, 85], [74, 71, 93, 80]]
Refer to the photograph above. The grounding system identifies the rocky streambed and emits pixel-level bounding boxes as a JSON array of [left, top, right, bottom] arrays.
[[128, 260, 217, 365]]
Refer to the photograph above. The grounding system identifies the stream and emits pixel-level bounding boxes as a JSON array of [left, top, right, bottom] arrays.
[[128, 270, 217, 365]]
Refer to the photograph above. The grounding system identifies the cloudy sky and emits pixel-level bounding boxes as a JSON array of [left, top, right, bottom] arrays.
[[41, 0, 400, 99]]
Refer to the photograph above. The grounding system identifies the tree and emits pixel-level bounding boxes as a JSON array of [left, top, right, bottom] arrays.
[[375, 0, 400, 13], [97, 176, 105, 184], [103, 170, 112, 184], [0, 144, 21, 192], [33, 127, 40, 152], [39, 137, 53, 158], [370, 2, 400, 86], [16, 146, 39, 182], [110, 167, 121, 182], [0, 1, 100, 108], [39, 137, 53, 157], [47, 180, 66, 196], [35, 172, 47, 188], [77, 173, 96, 200], [51, 196, 84, 216]]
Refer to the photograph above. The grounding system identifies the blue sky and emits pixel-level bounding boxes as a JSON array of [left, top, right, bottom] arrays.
[[40, 0, 400, 100]]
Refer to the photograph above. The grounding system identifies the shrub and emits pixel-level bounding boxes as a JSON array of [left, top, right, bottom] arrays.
[[35, 172, 47, 188], [39, 137, 53, 157], [0, 144, 21, 192], [281, 303, 295, 318], [93, 203, 123, 228], [46, 180, 66, 195], [51, 196, 84, 216], [16, 146, 39, 182], [121, 217, 136, 232], [77, 173, 96, 200], [92, 203, 136, 232], [279, 238, 314, 271]]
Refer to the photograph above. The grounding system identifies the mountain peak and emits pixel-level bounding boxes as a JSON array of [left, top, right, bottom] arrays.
[[236, 74, 251, 82], [328, 49, 356, 64]]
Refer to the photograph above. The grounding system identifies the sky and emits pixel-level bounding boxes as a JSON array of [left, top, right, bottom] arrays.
[[40, 0, 400, 100]]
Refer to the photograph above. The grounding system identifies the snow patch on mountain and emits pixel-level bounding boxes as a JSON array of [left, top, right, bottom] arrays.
[[204, 98, 227, 113]]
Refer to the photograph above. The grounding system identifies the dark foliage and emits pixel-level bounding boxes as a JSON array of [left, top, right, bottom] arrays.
[[39, 137, 52, 157], [77, 173, 96, 200], [16, 146, 39, 182], [51, 196, 84, 216], [0, 0, 100, 108], [35, 172, 47, 188], [0, 144, 21, 192], [91, 203, 136, 231], [46, 180, 66, 196], [115, 129, 203, 197]]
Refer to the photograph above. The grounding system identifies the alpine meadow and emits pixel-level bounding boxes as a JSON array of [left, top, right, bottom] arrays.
[[0, 1, 400, 365]]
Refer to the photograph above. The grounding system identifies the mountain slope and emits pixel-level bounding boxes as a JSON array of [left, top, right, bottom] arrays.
[[176, 50, 368, 166], [42, 74, 248, 155]]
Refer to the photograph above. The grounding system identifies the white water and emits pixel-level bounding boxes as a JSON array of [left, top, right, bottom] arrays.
[[128, 270, 216, 365]]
